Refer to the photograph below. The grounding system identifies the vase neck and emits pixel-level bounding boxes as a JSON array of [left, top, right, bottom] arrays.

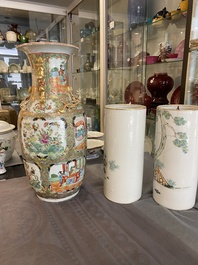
[[154, 73, 167, 76], [29, 52, 70, 96]]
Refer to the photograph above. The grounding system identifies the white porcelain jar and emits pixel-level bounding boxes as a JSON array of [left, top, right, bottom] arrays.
[[0, 121, 16, 161]]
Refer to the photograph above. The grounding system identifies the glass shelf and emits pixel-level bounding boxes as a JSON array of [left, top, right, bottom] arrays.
[[0, 72, 31, 75]]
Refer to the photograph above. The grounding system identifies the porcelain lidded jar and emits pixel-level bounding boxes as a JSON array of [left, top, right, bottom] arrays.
[[0, 121, 16, 161], [17, 42, 87, 202], [147, 73, 174, 109]]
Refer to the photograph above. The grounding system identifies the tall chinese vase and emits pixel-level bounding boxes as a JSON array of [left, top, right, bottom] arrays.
[[17, 42, 87, 202], [104, 104, 146, 204], [153, 105, 198, 210]]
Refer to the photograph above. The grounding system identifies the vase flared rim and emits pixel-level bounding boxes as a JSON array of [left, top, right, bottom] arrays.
[[17, 42, 78, 54]]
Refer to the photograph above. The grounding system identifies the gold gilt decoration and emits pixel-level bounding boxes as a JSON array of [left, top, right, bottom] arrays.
[[59, 86, 81, 113], [154, 166, 172, 188], [35, 57, 45, 104]]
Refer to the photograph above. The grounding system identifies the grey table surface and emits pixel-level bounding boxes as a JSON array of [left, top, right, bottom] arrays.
[[0, 153, 198, 265]]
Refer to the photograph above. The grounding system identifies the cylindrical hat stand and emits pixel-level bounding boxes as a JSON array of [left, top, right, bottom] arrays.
[[104, 104, 146, 204], [153, 105, 198, 210]]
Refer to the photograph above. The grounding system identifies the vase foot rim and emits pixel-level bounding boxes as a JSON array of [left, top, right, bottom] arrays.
[[37, 190, 79, 202]]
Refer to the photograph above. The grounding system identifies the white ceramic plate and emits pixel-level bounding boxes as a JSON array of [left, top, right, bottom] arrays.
[[87, 131, 104, 139], [3, 95, 16, 103], [87, 139, 104, 151], [87, 139, 104, 159]]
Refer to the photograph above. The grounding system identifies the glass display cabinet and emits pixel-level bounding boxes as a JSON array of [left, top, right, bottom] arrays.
[[0, 7, 67, 107], [146, 0, 189, 107], [0, 0, 193, 132], [0, 1, 101, 131], [107, 0, 147, 106], [183, 0, 198, 105], [70, 0, 100, 131], [106, 0, 190, 110], [145, 0, 190, 152], [104, 0, 191, 132]]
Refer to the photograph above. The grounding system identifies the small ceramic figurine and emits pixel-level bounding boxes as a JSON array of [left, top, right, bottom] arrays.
[[152, 7, 171, 23], [8, 24, 21, 39], [159, 43, 166, 62], [153, 7, 170, 19]]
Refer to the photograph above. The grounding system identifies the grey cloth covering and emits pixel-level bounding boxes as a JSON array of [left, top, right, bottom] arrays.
[[0, 153, 198, 265]]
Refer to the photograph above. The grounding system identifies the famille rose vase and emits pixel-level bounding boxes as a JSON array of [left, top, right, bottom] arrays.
[[17, 42, 87, 202]]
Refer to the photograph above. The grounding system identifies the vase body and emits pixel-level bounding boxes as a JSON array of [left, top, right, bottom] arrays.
[[25, 29, 36, 42], [17, 42, 87, 202], [147, 73, 174, 109]]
